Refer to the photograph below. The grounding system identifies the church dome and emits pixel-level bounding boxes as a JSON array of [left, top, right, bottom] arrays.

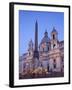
[[40, 30, 50, 44]]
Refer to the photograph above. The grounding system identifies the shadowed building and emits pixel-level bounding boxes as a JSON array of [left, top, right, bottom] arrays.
[[19, 21, 64, 78]]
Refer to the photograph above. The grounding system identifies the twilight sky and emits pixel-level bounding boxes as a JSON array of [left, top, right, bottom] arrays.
[[19, 10, 64, 56]]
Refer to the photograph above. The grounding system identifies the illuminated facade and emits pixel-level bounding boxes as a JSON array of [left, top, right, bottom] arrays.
[[19, 21, 64, 78]]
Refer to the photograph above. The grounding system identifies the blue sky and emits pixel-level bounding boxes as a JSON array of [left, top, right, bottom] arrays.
[[19, 10, 64, 56]]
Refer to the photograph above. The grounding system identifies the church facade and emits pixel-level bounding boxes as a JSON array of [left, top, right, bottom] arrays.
[[19, 21, 64, 78]]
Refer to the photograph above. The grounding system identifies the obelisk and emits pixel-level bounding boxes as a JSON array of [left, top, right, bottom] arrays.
[[35, 21, 38, 51], [33, 20, 39, 59], [33, 20, 39, 68]]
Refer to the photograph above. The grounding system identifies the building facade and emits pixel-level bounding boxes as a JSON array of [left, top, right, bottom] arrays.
[[19, 21, 64, 78]]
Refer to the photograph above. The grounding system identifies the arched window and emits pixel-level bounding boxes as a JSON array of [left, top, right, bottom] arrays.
[[53, 44, 56, 48], [48, 47, 49, 51], [53, 59, 56, 69], [53, 34, 55, 39]]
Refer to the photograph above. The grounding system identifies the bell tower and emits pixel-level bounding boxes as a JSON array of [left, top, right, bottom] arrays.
[[51, 27, 58, 49], [28, 39, 33, 56]]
